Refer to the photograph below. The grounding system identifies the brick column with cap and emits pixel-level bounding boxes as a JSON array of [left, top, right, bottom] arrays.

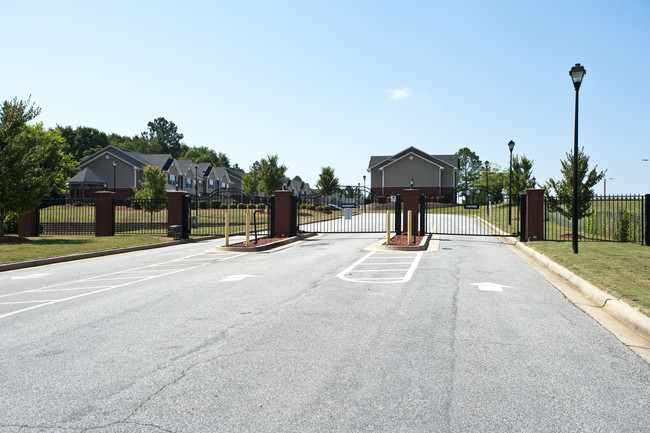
[[167, 191, 187, 234], [94, 191, 116, 236], [524, 188, 544, 241], [18, 209, 40, 237], [273, 190, 294, 237], [402, 188, 421, 235]]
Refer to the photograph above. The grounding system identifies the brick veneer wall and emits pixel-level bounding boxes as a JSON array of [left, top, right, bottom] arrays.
[[18, 209, 40, 237], [402, 188, 421, 236], [167, 191, 187, 234], [273, 190, 294, 237], [94, 191, 116, 236], [525, 188, 544, 241]]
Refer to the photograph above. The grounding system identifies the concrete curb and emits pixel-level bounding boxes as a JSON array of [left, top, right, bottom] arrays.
[[0, 236, 219, 273], [218, 233, 318, 252], [499, 236, 650, 341]]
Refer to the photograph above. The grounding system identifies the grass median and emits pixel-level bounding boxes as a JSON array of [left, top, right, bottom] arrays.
[[0, 234, 173, 265], [527, 241, 650, 316]]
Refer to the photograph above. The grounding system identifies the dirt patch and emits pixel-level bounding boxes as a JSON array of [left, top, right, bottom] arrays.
[[384, 234, 425, 246], [0, 236, 31, 243]]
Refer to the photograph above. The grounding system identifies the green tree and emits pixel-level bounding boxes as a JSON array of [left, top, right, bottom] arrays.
[[246, 155, 288, 197], [316, 166, 340, 196], [242, 171, 260, 196], [509, 155, 535, 201], [57, 125, 109, 161], [545, 147, 605, 219], [0, 97, 63, 235], [181, 146, 230, 167], [456, 147, 482, 196], [134, 165, 167, 226], [142, 117, 186, 157]]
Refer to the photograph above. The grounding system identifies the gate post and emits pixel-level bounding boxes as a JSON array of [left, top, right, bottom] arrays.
[[419, 194, 426, 235], [524, 188, 544, 241], [94, 191, 116, 236], [402, 188, 420, 237], [272, 190, 295, 237], [644, 194, 650, 247], [394, 195, 402, 235], [167, 191, 190, 238], [18, 209, 40, 237], [519, 194, 527, 243]]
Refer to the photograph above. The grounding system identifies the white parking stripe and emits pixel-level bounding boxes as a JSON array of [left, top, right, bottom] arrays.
[[337, 251, 423, 284], [0, 252, 246, 320]]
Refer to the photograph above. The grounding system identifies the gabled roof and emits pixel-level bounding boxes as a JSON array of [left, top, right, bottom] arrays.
[[79, 145, 174, 171], [196, 162, 212, 177], [175, 159, 195, 175], [368, 146, 459, 171], [67, 167, 106, 185]]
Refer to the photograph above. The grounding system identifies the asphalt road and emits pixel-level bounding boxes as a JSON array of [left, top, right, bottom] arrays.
[[0, 234, 648, 432]]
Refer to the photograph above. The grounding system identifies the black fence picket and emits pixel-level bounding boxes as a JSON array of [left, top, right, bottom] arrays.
[[114, 198, 168, 234], [39, 198, 95, 235], [544, 194, 646, 244]]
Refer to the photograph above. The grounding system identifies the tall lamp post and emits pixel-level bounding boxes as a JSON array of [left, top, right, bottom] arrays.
[[112, 161, 117, 192], [363, 175, 366, 211], [508, 140, 515, 225], [484, 160, 489, 204], [570, 63, 586, 254]]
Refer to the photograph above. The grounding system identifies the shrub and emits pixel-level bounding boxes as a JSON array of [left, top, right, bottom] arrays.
[[124, 198, 131, 207], [211, 200, 221, 209], [199, 200, 207, 209], [238, 203, 248, 209], [307, 204, 316, 211], [376, 195, 387, 204], [3, 212, 18, 234], [232, 200, 239, 205], [220, 204, 229, 209], [248, 203, 257, 209], [257, 203, 266, 210], [73, 201, 83, 207]]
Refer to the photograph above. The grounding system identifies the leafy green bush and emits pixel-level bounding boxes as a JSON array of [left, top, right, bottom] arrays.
[[3, 212, 18, 234], [238, 203, 248, 209], [211, 200, 221, 209], [220, 204, 229, 209], [307, 204, 316, 211], [247, 203, 257, 209], [199, 200, 207, 209], [257, 203, 266, 210]]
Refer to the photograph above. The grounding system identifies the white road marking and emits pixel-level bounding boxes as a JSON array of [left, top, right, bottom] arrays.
[[11, 273, 53, 280], [471, 282, 512, 292], [337, 251, 423, 284], [221, 275, 256, 282], [0, 252, 247, 320]]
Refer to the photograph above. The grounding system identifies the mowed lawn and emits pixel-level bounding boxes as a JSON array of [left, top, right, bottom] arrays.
[[528, 241, 650, 316], [0, 234, 173, 264]]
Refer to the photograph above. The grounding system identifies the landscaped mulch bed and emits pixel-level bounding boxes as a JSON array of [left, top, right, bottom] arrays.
[[384, 234, 425, 246], [227, 236, 292, 247]]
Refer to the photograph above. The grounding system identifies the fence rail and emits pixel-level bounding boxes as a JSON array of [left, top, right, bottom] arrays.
[[545, 194, 646, 244], [39, 198, 96, 235], [114, 198, 168, 234]]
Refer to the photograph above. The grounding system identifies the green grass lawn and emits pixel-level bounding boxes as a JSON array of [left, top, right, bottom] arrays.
[[528, 241, 650, 316], [0, 234, 173, 264]]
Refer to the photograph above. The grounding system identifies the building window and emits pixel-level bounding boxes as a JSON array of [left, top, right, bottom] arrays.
[[168, 174, 176, 185], [209, 180, 214, 187]]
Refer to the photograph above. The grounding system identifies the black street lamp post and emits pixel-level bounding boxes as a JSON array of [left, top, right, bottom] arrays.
[[363, 175, 366, 211], [570, 63, 586, 254], [112, 161, 117, 192], [508, 140, 515, 225]]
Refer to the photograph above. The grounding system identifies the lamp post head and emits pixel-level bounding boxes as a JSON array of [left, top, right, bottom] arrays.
[[112, 161, 117, 167], [532, 177, 536, 187], [485, 161, 489, 169], [569, 63, 586, 91], [508, 140, 515, 152], [410, 178, 414, 188]]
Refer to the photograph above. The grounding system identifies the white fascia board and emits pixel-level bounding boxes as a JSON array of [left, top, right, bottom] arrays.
[[379, 152, 444, 171]]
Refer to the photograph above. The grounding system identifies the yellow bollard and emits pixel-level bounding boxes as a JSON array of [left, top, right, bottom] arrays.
[[386, 211, 391, 245], [224, 207, 230, 246], [245, 210, 250, 247], [407, 210, 412, 246]]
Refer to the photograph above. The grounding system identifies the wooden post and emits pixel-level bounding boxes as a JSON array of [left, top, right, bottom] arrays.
[[407, 210, 412, 246], [386, 211, 391, 245], [245, 210, 250, 247], [224, 209, 230, 246]]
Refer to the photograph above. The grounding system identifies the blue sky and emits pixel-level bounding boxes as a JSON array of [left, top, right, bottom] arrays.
[[3, 0, 649, 194]]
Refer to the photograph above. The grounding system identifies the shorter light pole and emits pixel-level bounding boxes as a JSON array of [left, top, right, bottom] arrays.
[[112, 161, 117, 192], [195, 164, 199, 219], [508, 140, 515, 225], [363, 175, 366, 210], [570, 62, 586, 254], [604, 177, 613, 196], [484, 161, 489, 204]]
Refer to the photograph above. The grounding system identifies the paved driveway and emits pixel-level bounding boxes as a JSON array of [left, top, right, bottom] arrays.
[[0, 234, 648, 432]]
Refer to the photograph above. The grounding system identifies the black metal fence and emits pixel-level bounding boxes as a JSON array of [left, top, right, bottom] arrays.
[[114, 198, 168, 234], [545, 194, 646, 244], [425, 196, 520, 236], [39, 198, 95, 235]]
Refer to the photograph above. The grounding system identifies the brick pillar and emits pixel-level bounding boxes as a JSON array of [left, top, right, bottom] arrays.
[[167, 191, 187, 237], [273, 190, 294, 237], [18, 209, 40, 237], [94, 191, 116, 236], [402, 188, 420, 236], [525, 188, 544, 241]]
